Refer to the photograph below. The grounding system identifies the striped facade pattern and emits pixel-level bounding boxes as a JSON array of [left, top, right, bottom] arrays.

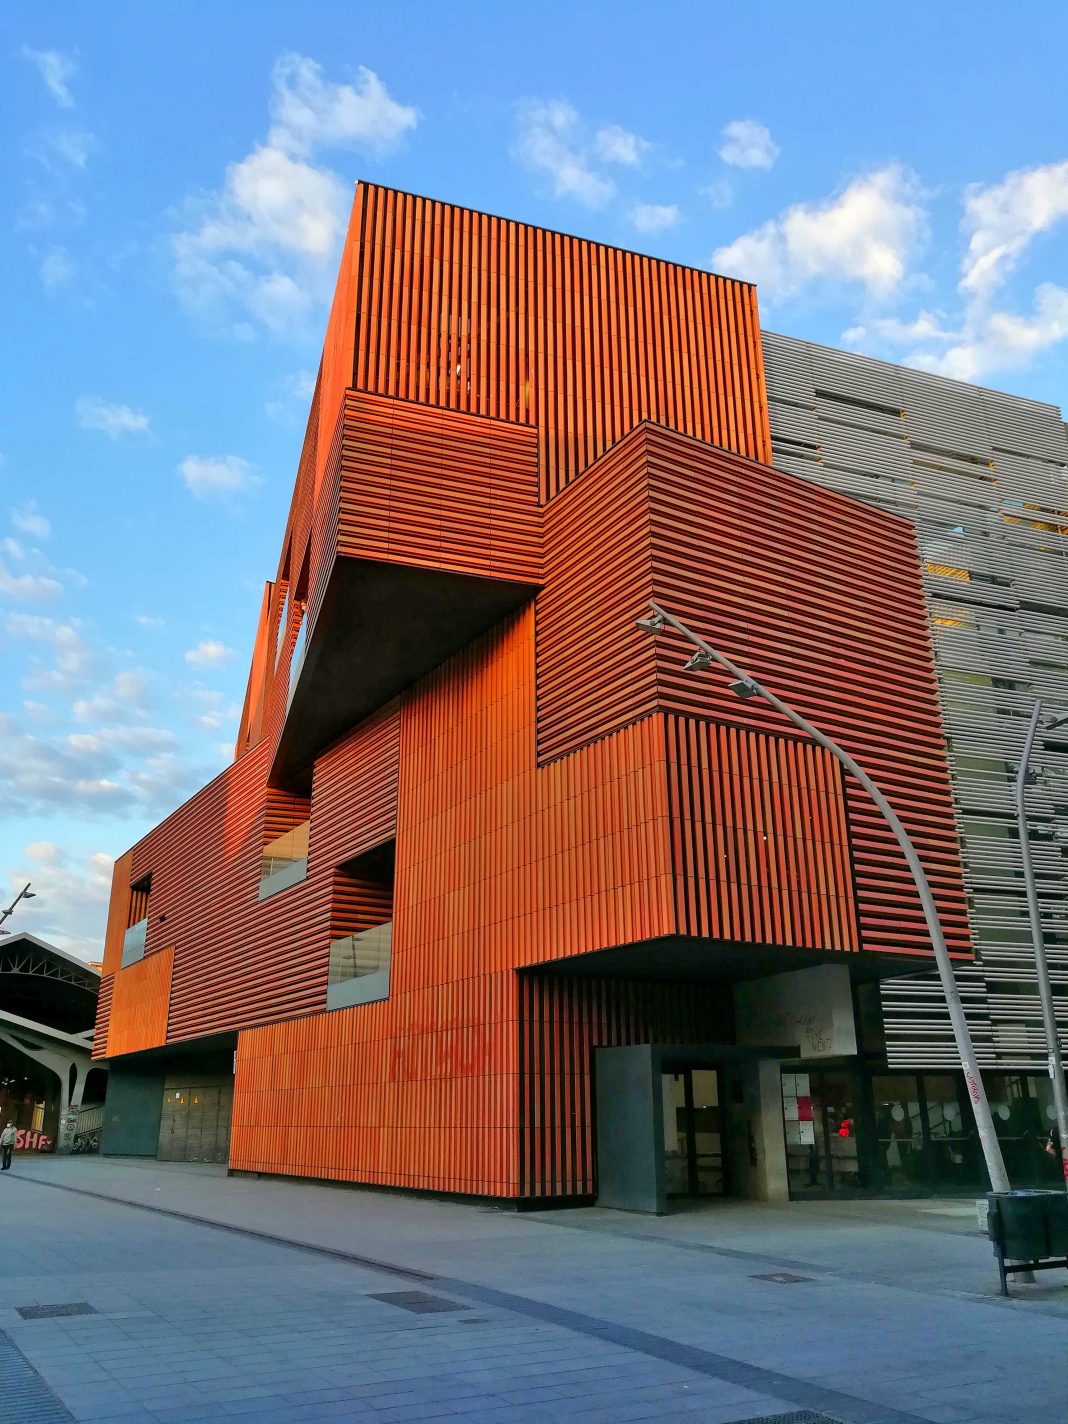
[[106, 946, 174, 1057], [329, 871, 393, 939], [346, 183, 771, 501], [664, 717, 858, 951], [231, 610, 679, 1193], [99, 188, 973, 1198], [336, 392, 542, 582], [763, 330, 1068, 1068], [518, 973, 734, 1199], [538, 421, 967, 960], [98, 703, 402, 1050]]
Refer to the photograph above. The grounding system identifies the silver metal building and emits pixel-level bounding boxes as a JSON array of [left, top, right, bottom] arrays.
[[762, 330, 1068, 1071]]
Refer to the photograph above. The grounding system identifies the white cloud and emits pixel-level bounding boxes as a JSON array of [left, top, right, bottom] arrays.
[[719, 119, 779, 171], [5, 843, 113, 962], [184, 639, 235, 667], [712, 165, 925, 299], [31, 129, 94, 171], [843, 311, 956, 348], [173, 54, 418, 335], [39, 246, 73, 289], [594, 124, 649, 167], [22, 47, 76, 108], [914, 284, 1068, 382], [7, 614, 94, 689], [11, 502, 51, 539], [178, 454, 259, 499], [629, 202, 681, 234], [72, 670, 150, 724], [960, 160, 1068, 297], [513, 100, 615, 207], [267, 52, 418, 157], [0, 560, 61, 602], [701, 179, 733, 209], [845, 286, 1068, 384], [265, 367, 317, 420], [75, 397, 151, 439], [135, 613, 163, 628]]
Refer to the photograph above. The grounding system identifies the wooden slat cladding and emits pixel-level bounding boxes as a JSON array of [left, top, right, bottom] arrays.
[[329, 871, 393, 938], [231, 969, 519, 1195], [537, 420, 969, 961], [537, 428, 657, 763], [337, 392, 541, 582], [310, 700, 400, 871], [396, 611, 674, 998], [107, 947, 174, 1057], [231, 610, 677, 1196], [642, 424, 970, 961], [92, 974, 113, 1061], [123, 704, 401, 1046], [262, 787, 309, 843], [665, 718, 859, 952], [517, 973, 733, 1199], [349, 183, 770, 501]]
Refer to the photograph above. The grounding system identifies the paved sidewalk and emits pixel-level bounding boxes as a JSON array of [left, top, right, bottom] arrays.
[[1, 1156, 1067, 1423]]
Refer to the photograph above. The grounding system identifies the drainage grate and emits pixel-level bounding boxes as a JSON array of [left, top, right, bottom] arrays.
[[733, 1413, 843, 1424], [16, 1302, 97, 1320], [368, 1290, 469, 1314], [0, 1328, 78, 1422], [750, 1272, 815, 1285]]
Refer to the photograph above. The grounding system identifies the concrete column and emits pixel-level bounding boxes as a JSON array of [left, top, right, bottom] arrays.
[[725, 1058, 789, 1202]]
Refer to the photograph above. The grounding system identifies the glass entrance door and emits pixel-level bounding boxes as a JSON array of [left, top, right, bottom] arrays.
[[661, 1066, 725, 1197]]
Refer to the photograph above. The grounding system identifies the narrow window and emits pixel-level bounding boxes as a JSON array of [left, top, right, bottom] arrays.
[[121, 874, 152, 967], [327, 841, 395, 1009]]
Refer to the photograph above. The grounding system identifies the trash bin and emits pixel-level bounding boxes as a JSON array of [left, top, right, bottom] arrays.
[[987, 1190, 1068, 1295], [989, 1190, 1051, 1258]]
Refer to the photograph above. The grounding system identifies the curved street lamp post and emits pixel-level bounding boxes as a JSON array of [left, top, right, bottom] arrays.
[[637, 600, 1011, 1197]]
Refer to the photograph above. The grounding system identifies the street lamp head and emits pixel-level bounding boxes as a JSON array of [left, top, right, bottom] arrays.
[[1047, 712, 1068, 733], [635, 612, 665, 635], [729, 678, 761, 701], [683, 649, 714, 673], [21, 890, 35, 900]]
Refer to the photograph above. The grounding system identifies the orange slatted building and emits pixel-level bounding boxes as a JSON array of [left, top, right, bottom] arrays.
[[96, 185, 970, 1208]]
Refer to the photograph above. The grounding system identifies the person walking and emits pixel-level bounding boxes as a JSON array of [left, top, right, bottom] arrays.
[[0, 1121, 16, 1171]]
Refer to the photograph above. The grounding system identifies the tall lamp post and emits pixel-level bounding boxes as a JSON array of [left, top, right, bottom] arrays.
[[637, 600, 1012, 1196], [0, 882, 35, 936], [1015, 701, 1068, 1191]]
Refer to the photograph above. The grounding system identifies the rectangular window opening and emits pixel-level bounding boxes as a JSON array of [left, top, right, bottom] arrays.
[[121, 874, 152, 967], [326, 841, 395, 1010], [258, 799, 310, 900]]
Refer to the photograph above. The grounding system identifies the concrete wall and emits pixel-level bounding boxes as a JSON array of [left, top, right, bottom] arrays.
[[594, 1045, 664, 1213], [101, 1065, 164, 1156]]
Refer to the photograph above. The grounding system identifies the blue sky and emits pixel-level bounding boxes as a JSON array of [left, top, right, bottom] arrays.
[[2, 3, 1067, 958]]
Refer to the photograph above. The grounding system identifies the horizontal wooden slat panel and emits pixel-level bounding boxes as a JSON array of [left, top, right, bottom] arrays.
[[337, 392, 541, 582]]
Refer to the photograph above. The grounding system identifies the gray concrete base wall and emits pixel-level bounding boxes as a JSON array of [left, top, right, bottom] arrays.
[[595, 1046, 664, 1213], [101, 1066, 164, 1156]]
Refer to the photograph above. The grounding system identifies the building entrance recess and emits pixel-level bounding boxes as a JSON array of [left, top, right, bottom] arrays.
[[595, 1044, 793, 1213]]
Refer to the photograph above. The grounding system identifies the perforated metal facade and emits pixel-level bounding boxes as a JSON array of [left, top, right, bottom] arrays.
[[763, 329, 1068, 1069]]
